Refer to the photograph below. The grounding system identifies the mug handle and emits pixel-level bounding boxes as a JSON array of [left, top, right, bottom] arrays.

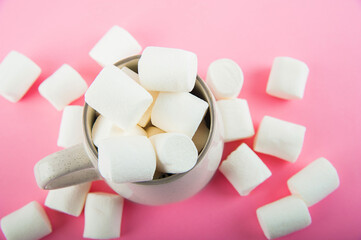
[[34, 143, 101, 190]]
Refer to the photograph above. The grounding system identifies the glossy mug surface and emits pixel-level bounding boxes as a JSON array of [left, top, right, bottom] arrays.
[[34, 55, 224, 205]]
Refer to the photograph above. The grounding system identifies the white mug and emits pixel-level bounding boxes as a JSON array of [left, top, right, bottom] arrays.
[[34, 55, 224, 205]]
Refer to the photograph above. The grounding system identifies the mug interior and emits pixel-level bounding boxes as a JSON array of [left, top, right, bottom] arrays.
[[83, 55, 216, 184]]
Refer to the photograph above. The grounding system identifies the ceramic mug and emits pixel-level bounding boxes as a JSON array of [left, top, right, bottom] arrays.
[[34, 55, 224, 205]]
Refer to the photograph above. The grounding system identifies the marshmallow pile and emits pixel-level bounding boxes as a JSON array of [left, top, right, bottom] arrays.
[[210, 57, 339, 239]]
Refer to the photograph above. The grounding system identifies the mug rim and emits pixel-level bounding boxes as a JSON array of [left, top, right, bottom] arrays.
[[82, 55, 216, 185]]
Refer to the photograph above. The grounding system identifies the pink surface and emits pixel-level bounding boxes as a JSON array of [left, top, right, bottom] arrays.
[[0, 0, 360, 239]]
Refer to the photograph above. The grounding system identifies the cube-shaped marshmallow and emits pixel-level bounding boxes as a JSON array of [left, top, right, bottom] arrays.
[[206, 58, 243, 100], [57, 105, 84, 148], [85, 65, 153, 130], [219, 143, 271, 196], [138, 90, 159, 127], [38, 64, 88, 110], [89, 26, 142, 67], [256, 195, 311, 239], [151, 92, 208, 138], [254, 116, 306, 162], [98, 136, 156, 183], [217, 99, 254, 142], [45, 182, 91, 216], [287, 157, 340, 206], [1, 201, 52, 240], [146, 126, 165, 137], [83, 193, 123, 239], [138, 46, 197, 92], [0, 51, 41, 102], [266, 57, 309, 100], [92, 115, 147, 147], [150, 133, 198, 173], [192, 120, 209, 153]]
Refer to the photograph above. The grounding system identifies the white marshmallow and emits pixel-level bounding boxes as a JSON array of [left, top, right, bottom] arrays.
[[92, 115, 147, 147], [266, 57, 309, 100], [192, 120, 209, 153], [146, 126, 165, 137], [138, 90, 159, 127], [150, 133, 198, 173], [83, 193, 123, 239], [254, 116, 306, 163], [85, 65, 153, 130], [45, 182, 91, 216], [1, 201, 52, 240], [217, 99, 254, 142], [151, 92, 208, 138], [0, 51, 41, 102], [57, 105, 84, 148], [98, 136, 156, 183], [89, 26, 142, 67], [219, 143, 271, 196], [121, 66, 140, 84], [256, 195, 311, 239], [206, 58, 243, 100], [287, 157, 340, 206], [38, 64, 88, 110], [138, 46, 197, 92]]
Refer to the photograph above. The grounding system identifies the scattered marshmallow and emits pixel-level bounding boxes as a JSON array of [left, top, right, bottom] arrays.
[[151, 92, 208, 138], [92, 115, 147, 147], [38, 64, 88, 110], [98, 136, 156, 183], [217, 99, 254, 142], [149, 133, 198, 173], [89, 26, 142, 67], [146, 126, 165, 137], [256, 195, 311, 239], [287, 157, 340, 206], [206, 58, 243, 100], [0, 51, 41, 102], [138, 46, 197, 92], [254, 116, 306, 162], [121, 66, 140, 84], [45, 182, 91, 216], [1, 201, 52, 240], [219, 143, 271, 196], [57, 105, 84, 148], [266, 57, 309, 100], [138, 90, 159, 127], [192, 120, 209, 153], [85, 65, 153, 130], [83, 193, 123, 239]]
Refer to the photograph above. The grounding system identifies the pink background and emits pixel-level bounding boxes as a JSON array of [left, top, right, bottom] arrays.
[[0, 0, 361, 239]]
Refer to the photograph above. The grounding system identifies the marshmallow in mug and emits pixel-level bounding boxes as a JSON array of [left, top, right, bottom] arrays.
[[57, 105, 84, 148], [151, 92, 208, 138], [206, 58, 244, 100], [150, 133, 198, 174], [219, 143, 271, 196], [0, 51, 41, 102], [256, 195, 311, 239], [89, 25, 142, 67], [83, 193, 124, 239], [254, 116, 306, 163], [217, 99, 254, 142], [85, 65, 153, 130], [92, 115, 147, 147], [45, 182, 91, 216], [1, 201, 52, 240], [287, 157, 340, 206], [266, 57, 309, 100], [38, 64, 88, 111], [98, 136, 156, 183], [138, 46, 198, 92]]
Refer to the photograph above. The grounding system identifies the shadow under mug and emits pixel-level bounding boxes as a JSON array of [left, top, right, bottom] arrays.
[[34, 55, 224, 205]]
